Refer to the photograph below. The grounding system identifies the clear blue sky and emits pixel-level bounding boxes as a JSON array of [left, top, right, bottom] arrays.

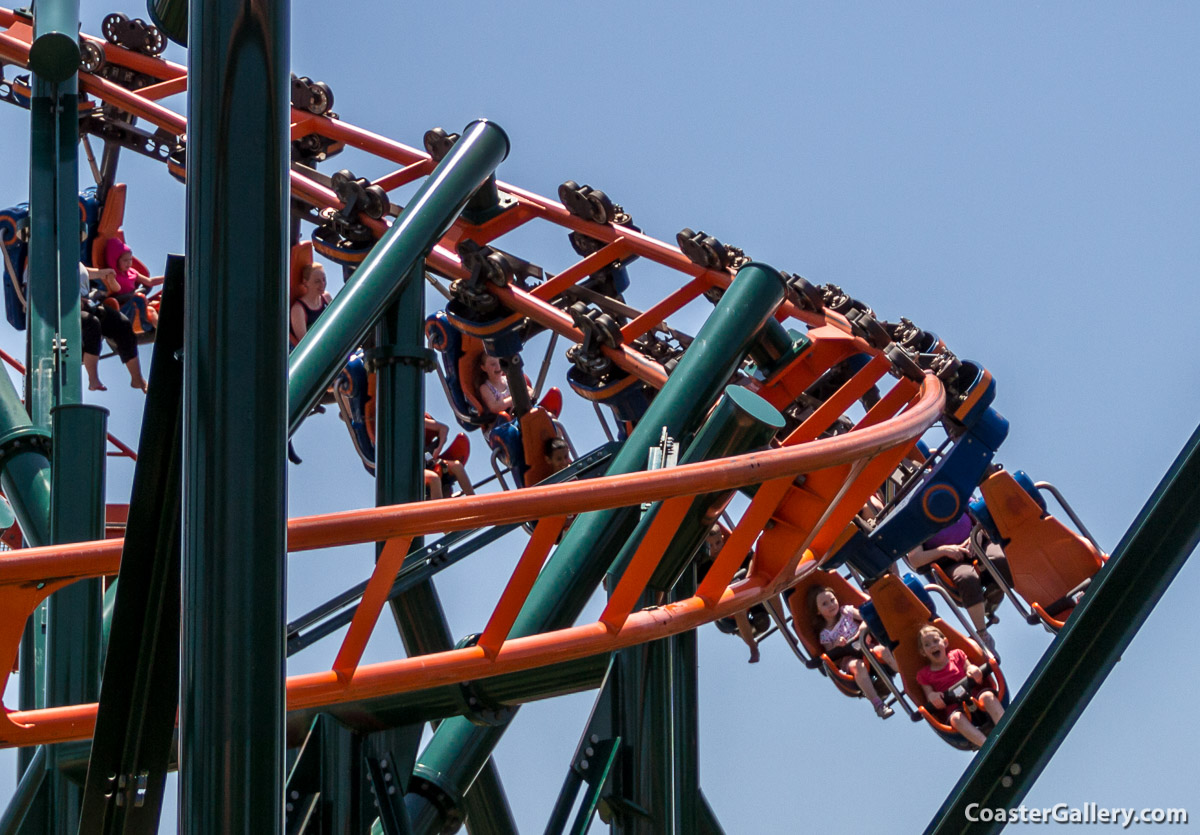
[[1, 2, 1198, 832]]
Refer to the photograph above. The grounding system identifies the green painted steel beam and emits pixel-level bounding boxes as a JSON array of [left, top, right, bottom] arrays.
[[26, 17, 82, 422], [28, 0, 80, 84], [373, 274, 518, 835], [78, 260, 185, 834], [181, 0, 289, 830], [146, 0, 187, 47], [406, 262, 788, 834], [609, 388, 781, 833], [287, 119, 509, 434], [44, 403, 107, 834], [925, 423, 1200, 835], [0, 744, 46, 835]]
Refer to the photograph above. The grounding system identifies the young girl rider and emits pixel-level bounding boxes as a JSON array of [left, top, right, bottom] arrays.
[[290, 263, 333, 344], [809, 586, 896, 718], [916, 624, 1004, 748]]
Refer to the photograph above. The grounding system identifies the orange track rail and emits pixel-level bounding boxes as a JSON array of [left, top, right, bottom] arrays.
[[0, 375, 944, 747]]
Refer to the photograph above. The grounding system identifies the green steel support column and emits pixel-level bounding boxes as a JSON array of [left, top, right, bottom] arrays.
[[609, 388, 781, 834], [181, 0, 288, 831], [43, 404, 107, 834], [407, 263, 787, 833], [0, 745, 47, 835], [696, 791, 726, 835], [26, 0, 82, 424], [21, 6, 81, 784], [288, 120, 509, 433], [668, 579, 700, 835], [925, 423, 1200, 835], [374, 276, 517, 835], [0, 369, 53, 779]]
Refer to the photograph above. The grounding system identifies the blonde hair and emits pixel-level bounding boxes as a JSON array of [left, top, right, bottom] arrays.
[[300, 263, 324, 284]]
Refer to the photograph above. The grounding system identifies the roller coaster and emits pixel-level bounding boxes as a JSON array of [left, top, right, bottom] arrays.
[[0, 4, 1197, 834]]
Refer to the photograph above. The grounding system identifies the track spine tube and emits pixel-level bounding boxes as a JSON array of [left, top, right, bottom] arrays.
[[44, 403, 106, 834], [181, 0, 289, 831], [287, 119, 510, 434], [406, 262, 787, 834]]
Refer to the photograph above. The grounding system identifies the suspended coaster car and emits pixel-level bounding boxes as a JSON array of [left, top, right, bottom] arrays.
[[860, 572, 1008, 750], [426, 307, 569, 489], [1, 187, 104, 330], [786, 567, 896, 706], [86, 184, 159, 337], [971, 467, 1106, 631]]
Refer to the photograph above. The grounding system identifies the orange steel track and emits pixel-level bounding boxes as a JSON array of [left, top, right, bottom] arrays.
[[0, 375, 944, 748], [0, 8, 951, 753]]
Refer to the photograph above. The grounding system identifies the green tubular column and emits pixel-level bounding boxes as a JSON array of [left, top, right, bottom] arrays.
[[0, 376, 52, 546], [181, 0, 288, 831], [925, 423, 1200, 835], [22, 5, 81, 779], [26, 0, 82, 423], [44, 404, 107, 834], [406, 262, 787, 833], [288, 119, 509, 432], [609, 387, 782, 833], [0, 369, 53, 779], [146, 0, 188, 47], [373, 274, 517, 834]]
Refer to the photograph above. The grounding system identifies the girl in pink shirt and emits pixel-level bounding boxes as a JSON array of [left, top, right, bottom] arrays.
[[916, 624, 1004, 748]]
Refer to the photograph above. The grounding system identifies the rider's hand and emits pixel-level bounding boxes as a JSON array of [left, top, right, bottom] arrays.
[[930, 693, 946, 710]]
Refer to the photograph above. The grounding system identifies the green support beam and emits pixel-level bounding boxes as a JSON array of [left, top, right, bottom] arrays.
[[78, 260, 185, 834], [287, 119, 509, 434], [406, 262, 788, 833], [21, 6, 82, 791], [925, 423, 1200, 835], [609, 387, 782, 834], [373, 275, 517, 835], [181, 0, 289, 830], [26, 0, 82, 423], [44, 403, 107, 834]]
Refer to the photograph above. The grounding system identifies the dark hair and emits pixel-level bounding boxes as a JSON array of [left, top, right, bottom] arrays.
[[806, 585, 838, 635], [544, 437, 568, 457]]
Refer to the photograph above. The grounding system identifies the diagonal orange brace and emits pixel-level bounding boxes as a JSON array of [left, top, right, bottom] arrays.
[[600, 496, 694, 633], [621, 274, 710, 342], [786, 353, 892, 445], [477, 516, 567, 658], [695, 477, 793, 605], [331, 536, 413, 681], [531, 239, 633, 301]]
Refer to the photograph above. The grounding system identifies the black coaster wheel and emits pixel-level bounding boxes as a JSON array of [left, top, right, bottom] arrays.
[[307, 81, 333, 115], [102, 12, 128, 45], [424, 127, 459, 162], [143, 23, 166, 56], [362, 184, 389, 220], [79, 40, 105, 73], [586, 189, 616, 224]]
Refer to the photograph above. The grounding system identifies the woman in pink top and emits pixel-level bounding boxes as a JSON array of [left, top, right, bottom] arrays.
[[104, 238, 160, 330]]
